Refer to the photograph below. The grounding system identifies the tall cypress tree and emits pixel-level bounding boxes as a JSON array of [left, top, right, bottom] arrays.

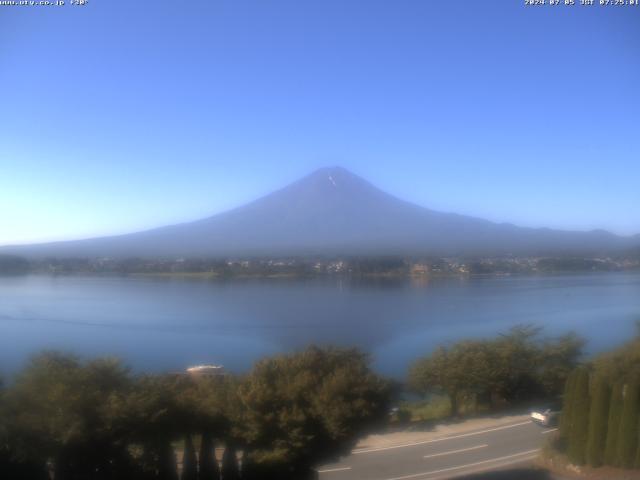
[[586, 375, 610, 467], [182, 435, 198, 480], [158, 441, 179, 480], [567, 367, 590, 465], [616, 379, 640, 468], [221, 445, 240, 480], [199, 432, 220, 480], [604, 381, 624, 466], [559, 370, 577, 443]]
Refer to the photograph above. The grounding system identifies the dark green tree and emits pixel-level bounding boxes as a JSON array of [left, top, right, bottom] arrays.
[[567, 367, 590, 465], [410, 326, 583, 416], [182, 435, 198, 480], [604, 381, 624, 466], [559, 370, 577, 442], [488, 325, 545, 404], [199, 432, 220, 480], [221, 445, 240, 480], [616, 378, 640, 468], [585, 375, 610, 466], [158, 441, 179, 480], [3, 352, 136, 479], [0, 377, 48, 480], [122, 375, 193, 480], [537, 333, 584, 398], [593, 327, 640, 384], [238, 346, 390, 476], [409, 341, 492, 416]]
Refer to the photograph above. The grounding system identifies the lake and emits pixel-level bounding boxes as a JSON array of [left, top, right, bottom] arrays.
[[1, 273, 639, 379]]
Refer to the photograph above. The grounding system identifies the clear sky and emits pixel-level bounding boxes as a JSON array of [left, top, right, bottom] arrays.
[[1, 0, 638, 245]]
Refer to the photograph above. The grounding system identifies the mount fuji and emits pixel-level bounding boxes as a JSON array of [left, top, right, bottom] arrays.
[[2, 167, 637, 258]]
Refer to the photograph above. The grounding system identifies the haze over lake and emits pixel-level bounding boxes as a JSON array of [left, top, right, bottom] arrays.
[[1, 273, 639, 378]]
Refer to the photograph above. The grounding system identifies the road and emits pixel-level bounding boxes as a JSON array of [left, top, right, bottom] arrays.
[[317, 420, 557, 480]]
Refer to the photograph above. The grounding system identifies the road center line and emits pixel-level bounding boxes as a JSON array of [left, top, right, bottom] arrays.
[[425, 452, 540, 480], [317, 466, 352, 473], [384, 449, 540, 480], [353, 421, 531, 454], [423, 444, 488, 459], [542, 428, 558, 434]]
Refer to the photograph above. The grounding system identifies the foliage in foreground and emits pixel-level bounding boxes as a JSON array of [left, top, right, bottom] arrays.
[[408, 326, 584, 416], [585, 374, 610, 467], [0, 347, 390, 480], [559, 327, 640, 470], [567, 367, 590, 465]]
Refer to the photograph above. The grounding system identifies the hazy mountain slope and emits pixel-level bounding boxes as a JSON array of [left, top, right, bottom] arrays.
[[1, 167, 636, 258]]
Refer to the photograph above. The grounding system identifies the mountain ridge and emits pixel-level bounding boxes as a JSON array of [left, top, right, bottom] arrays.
[[2, 167, 637, 258]]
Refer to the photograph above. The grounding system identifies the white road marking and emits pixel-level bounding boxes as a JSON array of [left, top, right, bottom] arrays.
[[423, 444, 488, 459], [384, 449, 540, 480], [353, 421, 532, 454], [425, 452, 540, 480], [317, 466, 352, 473], [542, 428, 558, 434]]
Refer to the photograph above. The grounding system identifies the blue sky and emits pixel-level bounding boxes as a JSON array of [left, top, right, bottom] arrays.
[[1, 0, 638, 245]]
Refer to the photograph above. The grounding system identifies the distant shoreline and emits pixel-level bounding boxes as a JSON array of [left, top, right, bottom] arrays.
[[2, 252, 639, 279], [4, 269, 639, 282]]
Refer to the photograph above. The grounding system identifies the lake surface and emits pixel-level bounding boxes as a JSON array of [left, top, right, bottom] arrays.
[[1, 273, 639, 378]]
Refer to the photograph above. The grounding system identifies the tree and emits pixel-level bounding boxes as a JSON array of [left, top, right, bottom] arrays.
[[489, 325, 544, 404], [122, 375, 191, 480], [586, 375, 610, 467], [604, 381, 624, 466], [409, 326, 583, 416], [0, 378, 49, 480], [409, 341, 492, 416], [593, 328, 640, 384], [567, 367, 590, 465], [221, 445, 239, 480], [3, 352, 136, 479], [199, 432, 220, 480], [538, 333, 584, 398], [157, 440, 179, 480], [616, 378, 640, 468], [182, 435, 198, 480], [559, 370, 577, 442], [237, 346, 390, 476]]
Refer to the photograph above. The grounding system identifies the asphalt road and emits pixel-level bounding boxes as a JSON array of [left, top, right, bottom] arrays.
[[317, 420, 557, 480]]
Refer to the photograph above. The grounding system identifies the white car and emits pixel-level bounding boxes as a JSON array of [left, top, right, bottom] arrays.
[[530, 404, 560, 427]]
